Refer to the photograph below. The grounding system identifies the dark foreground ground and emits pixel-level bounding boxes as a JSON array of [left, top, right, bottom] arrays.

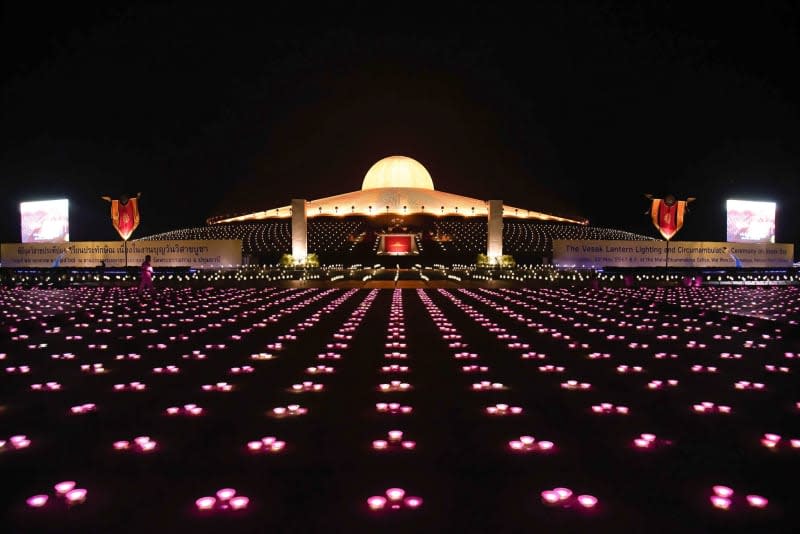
[[2, 285, 800, 533]]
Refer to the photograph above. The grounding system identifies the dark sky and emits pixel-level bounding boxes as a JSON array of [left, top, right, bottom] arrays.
[[2, 1, 799, 247]]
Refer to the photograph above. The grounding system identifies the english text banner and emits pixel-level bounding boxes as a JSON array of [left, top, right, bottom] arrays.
[[553, 240, 794, 268]]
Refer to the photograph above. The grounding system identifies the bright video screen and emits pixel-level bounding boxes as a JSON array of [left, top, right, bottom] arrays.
[[20, 199, 70, 243], [726, 199, 775, 243]]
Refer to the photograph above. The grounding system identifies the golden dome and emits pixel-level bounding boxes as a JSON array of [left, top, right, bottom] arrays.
[[361, 156, 434, 191]]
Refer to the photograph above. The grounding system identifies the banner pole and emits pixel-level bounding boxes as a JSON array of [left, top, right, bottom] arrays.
[[665, 239, 669, 269], [125, 240, 128, 268]]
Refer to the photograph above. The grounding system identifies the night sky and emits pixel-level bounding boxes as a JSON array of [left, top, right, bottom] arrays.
[[2, 2, 799, 248]]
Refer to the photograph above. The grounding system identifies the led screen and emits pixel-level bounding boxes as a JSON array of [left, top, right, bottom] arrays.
[[726, 199, 775, 243], [20, 199, 70, 243]]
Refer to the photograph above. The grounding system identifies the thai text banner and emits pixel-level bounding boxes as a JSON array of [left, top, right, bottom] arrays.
[[1, 240, 242, 269], [552, 240, 794, 268]]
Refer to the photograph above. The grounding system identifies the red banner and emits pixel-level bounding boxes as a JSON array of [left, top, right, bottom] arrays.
[[651, 198, 686, 240], [111, 198, 140, 240]]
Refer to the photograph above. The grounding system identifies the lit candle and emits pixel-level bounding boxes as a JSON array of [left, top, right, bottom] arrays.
[[27, 494, 49, 508]]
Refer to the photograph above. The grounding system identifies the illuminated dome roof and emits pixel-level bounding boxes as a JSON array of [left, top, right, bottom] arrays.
[[361, 156, 434, 191], [210, 153, 589, 225]]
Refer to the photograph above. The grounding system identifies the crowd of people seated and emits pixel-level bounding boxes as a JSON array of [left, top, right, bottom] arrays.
[[139, 217, 653, 263]]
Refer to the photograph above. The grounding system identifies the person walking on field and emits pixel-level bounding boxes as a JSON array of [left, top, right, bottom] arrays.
[[138, 254, 154, 295]]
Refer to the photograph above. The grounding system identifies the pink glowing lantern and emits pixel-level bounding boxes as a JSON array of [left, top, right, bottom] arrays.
[[291, 381, 324, 392], [165, 403, 205, 416], [591, 403, 629, 415], [367, 496, 387, 510], [27, 494, 49, 508], [217, 488, 236, 500], [760, 432, 800, 450], [632, 433, 669, 449], [735, 380, 766, 391], [70, 403, 97, 415], [31, 382, 62, 391], [541, 487, 596, 510], [381, 364, 409, 373], [378, 380, 412, 392], [372, 430, 416, 451], [654, 352, 679, 359], [472, 381, 505, 391], [196, 488, 250, 512], [201, 382, 234, 392], [462, 365, 490, 373], [761, 433, 780, 448], [538, 365, 565, 373], [65, 488, 87, 505], [7, 434, 31, 449], [509, 435, 554, 453], [271, 404, 307, 418], [153, 365, 180, 374], [55, 481, 76, 495], [486, 403, 523, 416], [404, 496, 423, 508], [196, 496, 216, 510], [711, 496, 731, 510], [616, 365, 643, 373], [306, 365, 334, 374], [114, 382, 146, 392], [561, 380, 591, 390], [522, 352, 547, 360], [376, 402, 413, 415], [114, 436, 157, 452], [541, 490, 560, 504], [693, 402, 731, 414], [712, 485, 734, 498], [367, 488, 423, 511], [555, 488, 572, 500], [80, 363, 106, 374], [247, 436, 285, 453], [386, 488, 405, 501], [230, 496, 249, 510], [746, 495, 768, 508]]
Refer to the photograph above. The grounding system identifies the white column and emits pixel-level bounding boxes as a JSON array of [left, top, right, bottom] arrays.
[[487, 199, 503, 262], [291, 199, 307, 263]]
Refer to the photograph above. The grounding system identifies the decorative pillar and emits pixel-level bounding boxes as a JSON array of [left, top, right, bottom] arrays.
[[291, 199, 307, 263], [487, 199, 503, 263]]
